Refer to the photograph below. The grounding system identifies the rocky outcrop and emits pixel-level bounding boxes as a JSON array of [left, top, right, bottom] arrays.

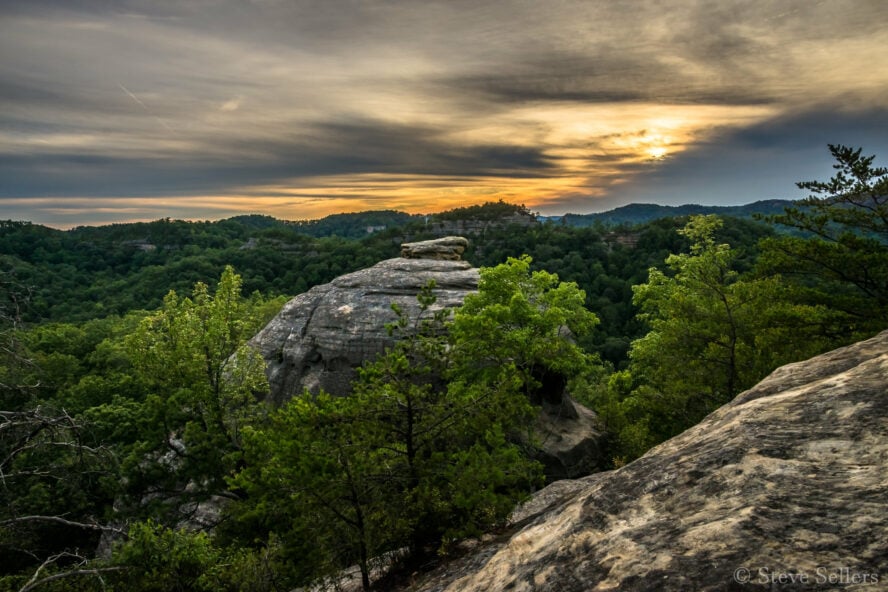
[[401, 236, 468, 260], [249, 257, 478, 404], [248, 238, 605, 479], [409, 330, 888, 592], [534, 399, 604, 481], [425, 211, 537, 236]]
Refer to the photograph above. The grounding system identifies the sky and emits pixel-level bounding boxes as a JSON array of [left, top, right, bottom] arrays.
[[2, 0, 888, 228]]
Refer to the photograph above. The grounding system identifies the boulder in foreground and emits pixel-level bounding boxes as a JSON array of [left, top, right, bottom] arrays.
[[409, 329, 888, 591]]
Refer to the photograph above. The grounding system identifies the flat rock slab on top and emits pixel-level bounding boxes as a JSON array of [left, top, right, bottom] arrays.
[[401, 236, 469, 260]]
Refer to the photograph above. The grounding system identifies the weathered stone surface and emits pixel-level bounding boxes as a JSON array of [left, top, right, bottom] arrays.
[[249, 257, 478, 404], [408, 330, 888, 592], [534, 397, 605, 481], [401, 236, 469, 260]]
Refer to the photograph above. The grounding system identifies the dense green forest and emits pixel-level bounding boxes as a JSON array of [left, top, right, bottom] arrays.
[[557, 199, 791, 227], [0, 199, 775, 366], [1, 145, 885, 590]]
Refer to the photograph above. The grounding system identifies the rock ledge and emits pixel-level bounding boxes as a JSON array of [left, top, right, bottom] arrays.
[[408, 329, 888, 592]]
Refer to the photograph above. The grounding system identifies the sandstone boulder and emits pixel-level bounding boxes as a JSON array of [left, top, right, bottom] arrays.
[[534, 398, 605, 481], [249, 257, 478, 404], [408, 329, 888, 592]]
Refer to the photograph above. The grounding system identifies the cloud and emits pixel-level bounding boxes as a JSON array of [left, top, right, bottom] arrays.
[[1, 0, 888, 225], [219, 97, 241, 112], [593, 106, 888, 211]]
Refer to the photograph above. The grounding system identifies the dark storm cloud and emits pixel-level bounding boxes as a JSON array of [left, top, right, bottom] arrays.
[[730, 107, 888, 151], [437, 57, 781, 107], [0, 117, 555, 198]]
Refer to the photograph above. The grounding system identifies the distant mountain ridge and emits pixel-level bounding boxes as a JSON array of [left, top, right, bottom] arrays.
[[559, 199, 792, 227]]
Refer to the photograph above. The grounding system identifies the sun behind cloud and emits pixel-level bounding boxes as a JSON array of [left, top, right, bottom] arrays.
[[647, 145, 669, 160]]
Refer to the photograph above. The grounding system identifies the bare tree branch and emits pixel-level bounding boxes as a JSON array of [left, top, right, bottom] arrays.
[[0, 515, 127, 537], [17, 550, 127, 592]]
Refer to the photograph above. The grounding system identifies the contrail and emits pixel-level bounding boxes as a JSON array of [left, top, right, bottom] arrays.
[[118, 83, 148, 109], [118, 82, 175, 133]]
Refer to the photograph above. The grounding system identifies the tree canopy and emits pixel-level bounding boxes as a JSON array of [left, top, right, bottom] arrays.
[[589, 215, 831, 461], [759, 144, 888, 337]]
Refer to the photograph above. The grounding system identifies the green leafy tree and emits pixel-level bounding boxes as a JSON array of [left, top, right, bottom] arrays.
[[759, 144, 888, 336], [0, 270, 35, 411], [608, 216, 829, 457], [108, 522, 220, 592], [450, 255, 601, 406], [233, 392, 395, 591], [351, 283, 539, 556], [0, 406, 124, 592], [0, 274, 124, 592], [124, 266, 278, 520]]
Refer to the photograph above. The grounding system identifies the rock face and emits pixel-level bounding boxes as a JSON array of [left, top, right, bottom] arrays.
[[534, 399, 604, 481], [249, 256, 478, 404], [409, 330, 888, 592], [424, 211, 538, 236]]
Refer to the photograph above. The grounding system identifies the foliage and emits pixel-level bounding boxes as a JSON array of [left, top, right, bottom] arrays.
[[450, 255, 601, 404], [0, 269, 35, 411], [1, 202, 775, 369], [589, 216, 830, 461], [288, 209, 417, 238], [0, 266, 284, 590], [0, 217, 397, 323], [430, 200, 530, 221], [107, 521, 221, 592], [759, 144, 888, 337], [0, 407, 122, 586], [354, 281, 542, 551], [232, 265, 601, 589], [232, 393, 397, 590], [122, 266, 281, 521], [0, 276, 123, 589]]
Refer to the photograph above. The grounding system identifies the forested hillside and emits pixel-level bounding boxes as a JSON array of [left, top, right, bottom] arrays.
[[558, 199, 790, 226], [0, 202, 773, 365], [0, 145, 885, 591]]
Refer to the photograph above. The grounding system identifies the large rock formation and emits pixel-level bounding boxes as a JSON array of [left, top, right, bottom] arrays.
[[249, 255, 478, 404], [249, 237, 604, 479], [409, 330, 888, 592]]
